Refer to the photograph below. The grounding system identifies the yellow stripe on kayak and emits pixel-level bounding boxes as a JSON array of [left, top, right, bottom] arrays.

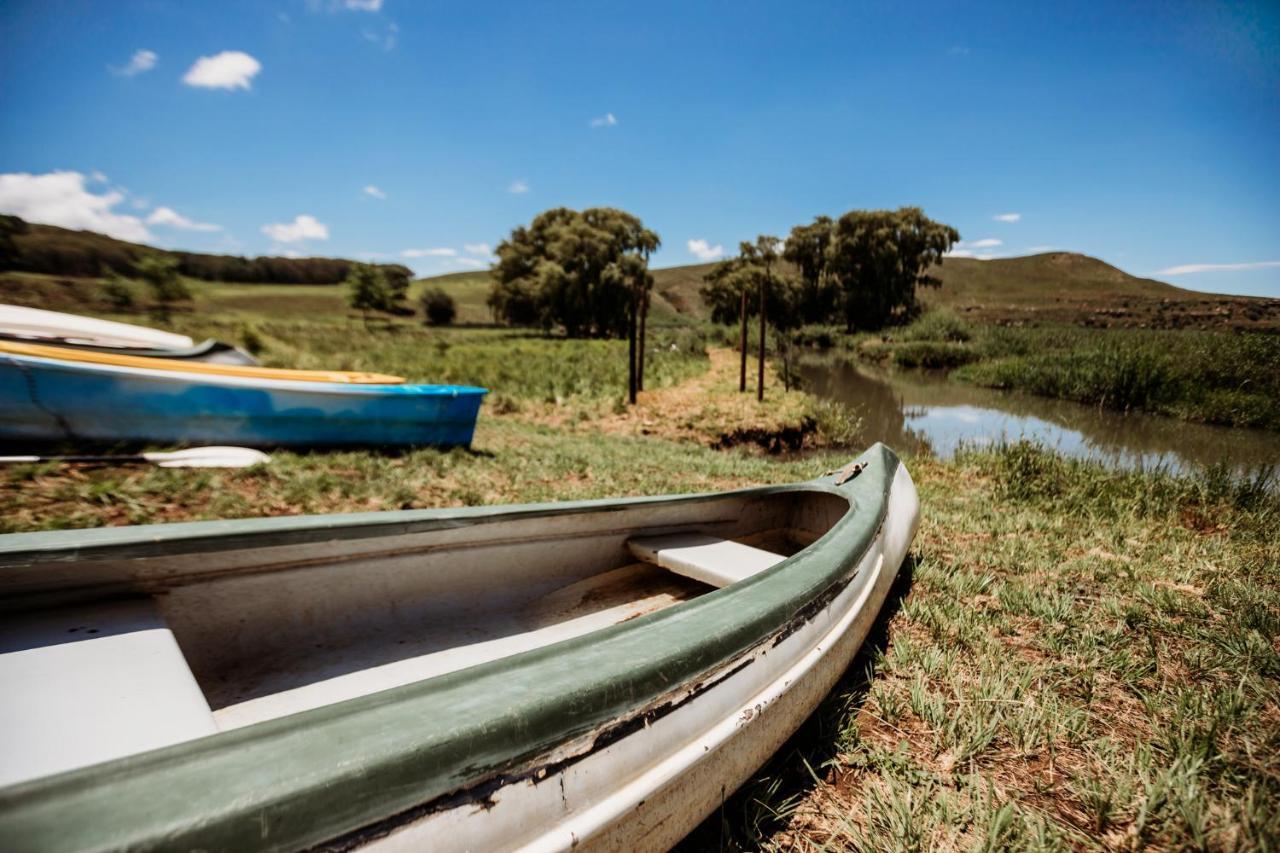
[[0, 340, 405, 385]]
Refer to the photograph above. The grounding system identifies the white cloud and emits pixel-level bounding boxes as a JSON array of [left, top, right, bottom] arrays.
[[0, 170, 151, 242], [261, 214, 329, 243], [182, 51, 262, 91], [590, 112, 618, 128], [1156, 260, 1280, 276], [508, 179, 529, 194], [992, 212, 1021, 223], [948, 45, 971, 57], [1026, 245, 1057, 253], [146, 206, 221, 232], [464, 243, 492, 256], [89, 171, 109, 184], [402, 247, 457, 258], [687, 238, 724, 262], [455, 257, 488, 269], [362, 185, 387, 199], [947, 238, 1003, 258], [945, 249, 999, 261], [345, 0, 382, 9], [112, 49, 157, 77], [362, 22, 398, 51]]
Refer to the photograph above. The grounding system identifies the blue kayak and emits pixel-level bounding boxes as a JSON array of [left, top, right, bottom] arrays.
[[0, 351, 487, 449]]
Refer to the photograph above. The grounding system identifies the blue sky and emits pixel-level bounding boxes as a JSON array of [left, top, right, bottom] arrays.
[[1, 0, 1277, 296]]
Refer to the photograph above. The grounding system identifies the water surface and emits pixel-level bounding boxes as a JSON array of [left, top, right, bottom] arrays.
[[799, 357, 1280, 477]]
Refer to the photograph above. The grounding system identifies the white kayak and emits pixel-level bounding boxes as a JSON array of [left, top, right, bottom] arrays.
[[0, 304, 194, 350]]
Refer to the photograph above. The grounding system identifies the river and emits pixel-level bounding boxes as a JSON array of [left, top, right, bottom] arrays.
[[798, 357, 1280, 478]]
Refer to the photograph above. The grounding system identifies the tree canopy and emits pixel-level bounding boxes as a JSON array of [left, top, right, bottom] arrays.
[[488, 207, 660, 338], [821, 207, 958, 330]]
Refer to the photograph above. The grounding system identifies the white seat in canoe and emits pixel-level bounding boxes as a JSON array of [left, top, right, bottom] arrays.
[[0, 598, 217, 787], [627, 533, 786, 588]]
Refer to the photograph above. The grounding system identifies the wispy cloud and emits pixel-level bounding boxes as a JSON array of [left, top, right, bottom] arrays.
[[687, 239, 725, 262], [362, 22, 398, 51], [455, 257, 488, 269], [146, 206, 221, 232], [1026, 245, 1057, 253], [464, 243, 492, 256], [992, 212, 1021, 223], [0, 170, 152, 242], [508, 179, 529, 194], [944, 249, 999, 261], [402, 247, 457, 258], [345, 0, 382, 9], [362, 185, 387, 199], [112, 49, 157, 77], [183, 51, 261, 90], [590, 112, 618, 128], [261, 214, 328, 243], [1156, 260, 1280, 276], [947, 45, 970, 57], [946, 238, 1004, 260]]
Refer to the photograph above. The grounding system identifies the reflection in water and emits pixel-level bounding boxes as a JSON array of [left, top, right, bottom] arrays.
[[800, 358, 1280, 477]]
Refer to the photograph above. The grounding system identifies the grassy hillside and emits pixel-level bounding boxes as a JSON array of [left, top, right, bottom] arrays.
[[634, 253, 1280, 332]]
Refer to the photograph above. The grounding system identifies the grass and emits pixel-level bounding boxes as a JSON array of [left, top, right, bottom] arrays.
[[850, 311, 1280, 430], [685, 442, 1280, 850]]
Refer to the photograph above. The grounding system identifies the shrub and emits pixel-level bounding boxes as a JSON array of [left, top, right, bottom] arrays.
[[421, 287, 457, 326]]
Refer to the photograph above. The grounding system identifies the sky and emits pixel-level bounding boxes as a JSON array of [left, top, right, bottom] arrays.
[[0, 0, 1277, 296]]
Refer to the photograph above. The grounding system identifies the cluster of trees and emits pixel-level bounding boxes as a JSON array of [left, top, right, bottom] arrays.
[[701, 208, 959, 332], [488, 207, 660, 402], [701, 208, 958, 398], [346, 263, 413, 322], [0, 215, 410, 285]]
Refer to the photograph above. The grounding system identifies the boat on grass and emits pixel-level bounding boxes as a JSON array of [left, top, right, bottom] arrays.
[[0, 444, 918, 851], [0, 341, 485, 448]]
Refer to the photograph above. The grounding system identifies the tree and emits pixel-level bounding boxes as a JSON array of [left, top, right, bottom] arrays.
[[135, 255, 191, 321], [101, 266, 136, 311], [490, 207, 659, 404], [346, 263, 391, 325], [824, 207, 959, 331], [421, 286, 457, 326], [382, 265, 413, 316], [783, 215, 839, 323]]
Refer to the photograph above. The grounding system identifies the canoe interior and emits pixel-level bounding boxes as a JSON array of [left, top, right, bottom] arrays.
[[0, 487, 850, 783]]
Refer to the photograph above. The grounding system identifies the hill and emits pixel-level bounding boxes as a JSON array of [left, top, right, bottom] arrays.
[[625, 252, 1280, 332], [0, 217, 408, 285]]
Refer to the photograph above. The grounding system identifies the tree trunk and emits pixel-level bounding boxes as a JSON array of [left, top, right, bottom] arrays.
[[627, 291, 638, 405], [637, 288, 649, 391], [738, 286, 748, 393], [757, 277, 766, 403]]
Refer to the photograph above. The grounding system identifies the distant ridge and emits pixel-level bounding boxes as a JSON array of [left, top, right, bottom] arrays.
[[1, 217, 1274, 331]]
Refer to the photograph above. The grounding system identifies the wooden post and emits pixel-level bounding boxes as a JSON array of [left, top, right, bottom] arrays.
[[738, 286, 748, 393], [757, 276, 766, 402], [627, 291, 638, 405], [637, 288, 649, 391]]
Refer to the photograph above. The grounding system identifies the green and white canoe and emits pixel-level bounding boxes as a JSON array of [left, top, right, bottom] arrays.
[[0, 443, 919, 852]]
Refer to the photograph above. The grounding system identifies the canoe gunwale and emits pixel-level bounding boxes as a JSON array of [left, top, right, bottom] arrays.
[[0, 444, 905, 852]]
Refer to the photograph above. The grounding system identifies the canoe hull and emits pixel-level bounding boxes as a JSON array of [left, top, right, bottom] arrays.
[[362, 462, 918, 852], [0, 445, 917, 852], [0, 354, 486, 448]]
